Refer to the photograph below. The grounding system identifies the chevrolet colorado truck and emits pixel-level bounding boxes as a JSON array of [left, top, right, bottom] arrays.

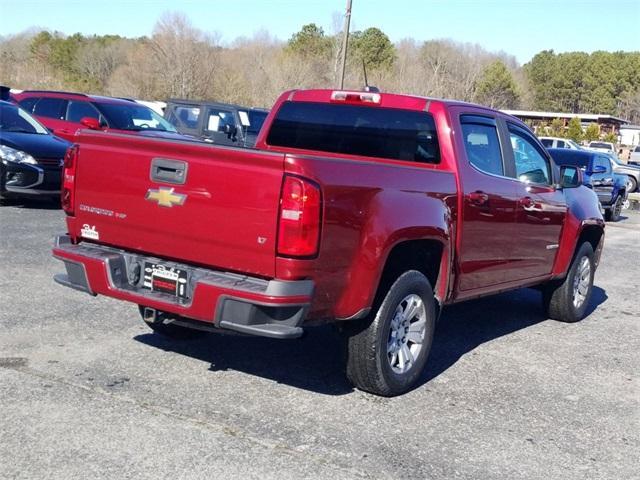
[[53, 89, 604, 396]]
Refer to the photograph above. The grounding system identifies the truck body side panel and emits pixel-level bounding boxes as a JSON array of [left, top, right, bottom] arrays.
[[277, 153, 457, 320]]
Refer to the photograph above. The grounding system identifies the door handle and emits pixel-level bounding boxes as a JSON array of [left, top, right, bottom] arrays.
[[468, 191, 489, 206], [520, 196, 543, 212], [150, 158, 188, 185]]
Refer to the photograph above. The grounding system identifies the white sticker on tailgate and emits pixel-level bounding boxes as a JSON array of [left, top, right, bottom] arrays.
[[81, 224, 100, 240]]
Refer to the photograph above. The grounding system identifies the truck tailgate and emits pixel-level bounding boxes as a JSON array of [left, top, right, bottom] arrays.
[[70, 133, 284, 277]]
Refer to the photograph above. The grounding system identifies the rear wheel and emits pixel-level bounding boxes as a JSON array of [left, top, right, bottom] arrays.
[[626, 176, 637, 193], [344, 271, 436, 396], [542, 242, 595, 323], [138, 306, 205, 340]]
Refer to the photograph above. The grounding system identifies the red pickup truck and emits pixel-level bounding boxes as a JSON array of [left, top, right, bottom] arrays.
[[53, 89, 604, 396]]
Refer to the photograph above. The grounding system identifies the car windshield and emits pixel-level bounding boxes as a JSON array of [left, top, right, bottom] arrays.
[[247, 110, 268, 135], [567, 139, 582, 149], [0, 103, 49, 134], [96, 102, 177, 132], [548, 150, 590, 169], [589, 142, 612, 149]]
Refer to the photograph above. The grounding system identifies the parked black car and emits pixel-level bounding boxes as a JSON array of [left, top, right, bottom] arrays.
[[548, 148, 628, 221], [0, 100, 70, 202], [164, 99, 268, 147]]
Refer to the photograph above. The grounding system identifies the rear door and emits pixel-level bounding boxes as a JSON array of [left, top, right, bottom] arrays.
[[72, 134, 285, 277], [31, 97, 76, 141], [506, 122, 566, 280], [453, 112, 522, 291]]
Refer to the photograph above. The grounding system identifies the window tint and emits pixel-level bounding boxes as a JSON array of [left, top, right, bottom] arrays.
[[461, 123, 503, 175], [171, 106, 200, 129], [267, 101, 440, 163], [0, 103, 48, 134], [540, 138, 553, 148], [247, 110, 268, 134], [547, 150, 590, 169], [18, 97, 39, 113], [95, 103, 176, 132], [593, 156, 611, 173], [205, 108, 234, 133], [33, 98, 67, 119], [66, 101, 100, 123], [509, 128, 552, 185]]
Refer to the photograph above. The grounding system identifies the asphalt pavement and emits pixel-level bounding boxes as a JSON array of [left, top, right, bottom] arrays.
[[1, 199, 638, 480]]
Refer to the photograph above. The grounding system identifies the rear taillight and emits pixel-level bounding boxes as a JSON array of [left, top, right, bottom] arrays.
[[277, 175, 321, 257], [61, 144, 78, 216]]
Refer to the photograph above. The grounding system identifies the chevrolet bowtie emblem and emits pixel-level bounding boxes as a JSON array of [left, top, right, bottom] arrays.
[[145, 187, 186, 207]]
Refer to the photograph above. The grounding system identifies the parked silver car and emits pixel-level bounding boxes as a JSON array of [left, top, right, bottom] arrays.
[[606, 153, 640, 193], [629, 145, 640, 166]]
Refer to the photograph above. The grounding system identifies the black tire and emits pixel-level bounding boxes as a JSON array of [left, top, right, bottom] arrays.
[[344, 270, 436, 397], [604, 195, 623, 222], [627, 176, 637, 193], [138, 306, 205, 340], [542, 242, 595, 323]]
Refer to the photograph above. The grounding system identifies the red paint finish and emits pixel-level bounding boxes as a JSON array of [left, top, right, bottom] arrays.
[[54, 88, 604, 328], [52, 247, 311, 323]]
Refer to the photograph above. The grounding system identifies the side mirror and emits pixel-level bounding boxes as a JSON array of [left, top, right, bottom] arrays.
[[559, 165, 582, 188], [80, 117, 101, 130], [588, 165, 607, 174]]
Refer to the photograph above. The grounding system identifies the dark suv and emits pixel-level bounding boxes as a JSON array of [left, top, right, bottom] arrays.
[[548, 148, 628, 221], [13, 91, 180, 143], [164, 99, 268, 147]]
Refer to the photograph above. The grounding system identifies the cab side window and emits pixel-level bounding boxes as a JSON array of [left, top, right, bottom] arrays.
[[33, 98, 68, 120], [460, 118, 504, 176], [66, 101, 101, 123], [593, 155, 611, 173], [18, 97, 39, 113], [205, 109, 234, 133], [509, 127, 552, 185]]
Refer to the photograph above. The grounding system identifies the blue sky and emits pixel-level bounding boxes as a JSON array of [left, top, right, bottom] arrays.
[[0, 0, 638, 64]]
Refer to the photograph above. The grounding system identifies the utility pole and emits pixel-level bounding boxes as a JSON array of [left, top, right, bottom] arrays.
[[338, 0, 352, 89]]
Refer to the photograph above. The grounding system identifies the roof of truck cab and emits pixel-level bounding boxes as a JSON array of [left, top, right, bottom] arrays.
[[167, 99, 266, 110], [283, 89, 525, 123]]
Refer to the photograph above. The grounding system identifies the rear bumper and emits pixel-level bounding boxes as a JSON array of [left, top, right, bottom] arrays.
[[52, 235, 313, 339]]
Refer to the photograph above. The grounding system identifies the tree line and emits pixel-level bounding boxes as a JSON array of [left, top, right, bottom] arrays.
[[1, 12, 638, 123]]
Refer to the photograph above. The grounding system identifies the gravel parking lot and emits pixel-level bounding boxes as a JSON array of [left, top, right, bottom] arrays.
[[1, 200, 638, 480]]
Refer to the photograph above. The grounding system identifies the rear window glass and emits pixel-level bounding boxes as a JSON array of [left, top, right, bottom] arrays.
[[266, 101, 440, 163], [589, 142, 612, 149]]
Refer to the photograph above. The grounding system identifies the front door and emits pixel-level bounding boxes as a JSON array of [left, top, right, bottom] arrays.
[[507, 123, 566, 280], [203, 106, 238, 146]]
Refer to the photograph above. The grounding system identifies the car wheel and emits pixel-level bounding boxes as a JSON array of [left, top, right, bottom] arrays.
[[605, 195, 623, 222], [138, 305, 205, 340], [626, 176, 637, 193], [344, 271, 436, 396], [542, 242, 595, 323]]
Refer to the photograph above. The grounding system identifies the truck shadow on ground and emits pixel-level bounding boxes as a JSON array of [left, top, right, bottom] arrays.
[[0, 197, 60, 210], [134, 286, 607, 396]]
